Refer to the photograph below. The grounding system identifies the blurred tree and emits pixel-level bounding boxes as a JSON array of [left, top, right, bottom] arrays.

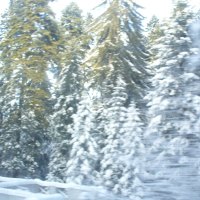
[[146, 15, 164, 63], [143, 1, 200, 199]]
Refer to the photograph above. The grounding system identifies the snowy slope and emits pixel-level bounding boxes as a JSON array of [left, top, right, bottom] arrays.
[[0, 176, 124, 200]]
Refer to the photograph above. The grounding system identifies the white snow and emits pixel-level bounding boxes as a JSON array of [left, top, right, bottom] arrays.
[[0, 176, 122, 200]]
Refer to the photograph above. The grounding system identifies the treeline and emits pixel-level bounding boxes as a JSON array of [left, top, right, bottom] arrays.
[[0, 0, 200, 199]]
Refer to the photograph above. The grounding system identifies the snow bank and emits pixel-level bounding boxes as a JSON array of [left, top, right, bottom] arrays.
[[0, 176, 123, 200]]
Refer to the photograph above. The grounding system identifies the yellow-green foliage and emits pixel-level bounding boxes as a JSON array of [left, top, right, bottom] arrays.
[[0, 0, 62, 123]]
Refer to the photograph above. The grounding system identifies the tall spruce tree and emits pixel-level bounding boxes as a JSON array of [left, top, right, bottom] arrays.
[[146, 16, 162, 45], [48, 2, 90, 182], [143, 1, 200, 199], [99, 77, 145, 199], [86, 0, 148, 103], [146, 15, 163, 63], [83, 0, 148, 196], [118, 101, 145, 200], [0, 0, 61, 178], [100, 78, 128, 192], [64, 93, 99, 185]]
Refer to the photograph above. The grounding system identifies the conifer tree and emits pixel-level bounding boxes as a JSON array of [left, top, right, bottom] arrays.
[[0, 0, 61, 178], [146, 15, 163, 63], [118, 102, 145, 200], [100, 78, 128, 191], [48, 2, 90, 181], [100, 77, 145, 198], [61, 2, 83, 37], [82, 0, 148, 196], [64, 93, 99, 185], [143, 1, 200, 199], [86, 0, 148, 104], [85, 12, 94, 27], [146, 16, 162, 44]]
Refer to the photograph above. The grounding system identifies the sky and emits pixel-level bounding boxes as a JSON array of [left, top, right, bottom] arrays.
[[0, 0, 199, 21], [49, 0, 173, 20]]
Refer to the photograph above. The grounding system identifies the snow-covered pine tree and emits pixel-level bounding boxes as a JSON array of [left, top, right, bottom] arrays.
[[117, 101, 145, 200], [175, 15, 200, 199], [0, 0, 61, 178], [83, 0, 148, 196], [146, 15, 163, 64], [182, 8, 200, 139], [99, 79, 145, 200], [83, 0, 148, 193], [85, 0, 148, 105], [143, 1, 200, 199], [100, 77, 128, 192], [64, 93, 99, 185], [146, 16, 162, 45], [61, 2, 83, 37], [48, 2, 90, 182]]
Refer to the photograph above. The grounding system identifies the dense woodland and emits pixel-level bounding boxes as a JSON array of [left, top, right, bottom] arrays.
[[0, 0, 200, 199]]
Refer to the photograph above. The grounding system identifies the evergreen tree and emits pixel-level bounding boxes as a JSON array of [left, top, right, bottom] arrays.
[[48, 2, 90, 181], [143, 1, 200, 199], [85, 12, 94, 27], [0, 0, 61, 178], [100, 77, 145, 199], [61, 2, 83, 36], [146, 15, 162, 44], [64, 93, 99, 185], [83, 0, 148, 196], [85, 0, 148, 104], [146, 15, 163, 63], [82, 0, 148, 195], [100, 78, 128, 192], [118, 102, 145, 200]]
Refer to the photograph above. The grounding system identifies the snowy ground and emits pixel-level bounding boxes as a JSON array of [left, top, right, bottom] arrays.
[[0, 176, 123, 200]]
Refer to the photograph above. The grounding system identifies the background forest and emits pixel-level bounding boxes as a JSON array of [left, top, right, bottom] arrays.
[[0, 0, 200, 199]]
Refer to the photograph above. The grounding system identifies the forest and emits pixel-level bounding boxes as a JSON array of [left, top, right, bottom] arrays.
[[0, 0, 200, 199]]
